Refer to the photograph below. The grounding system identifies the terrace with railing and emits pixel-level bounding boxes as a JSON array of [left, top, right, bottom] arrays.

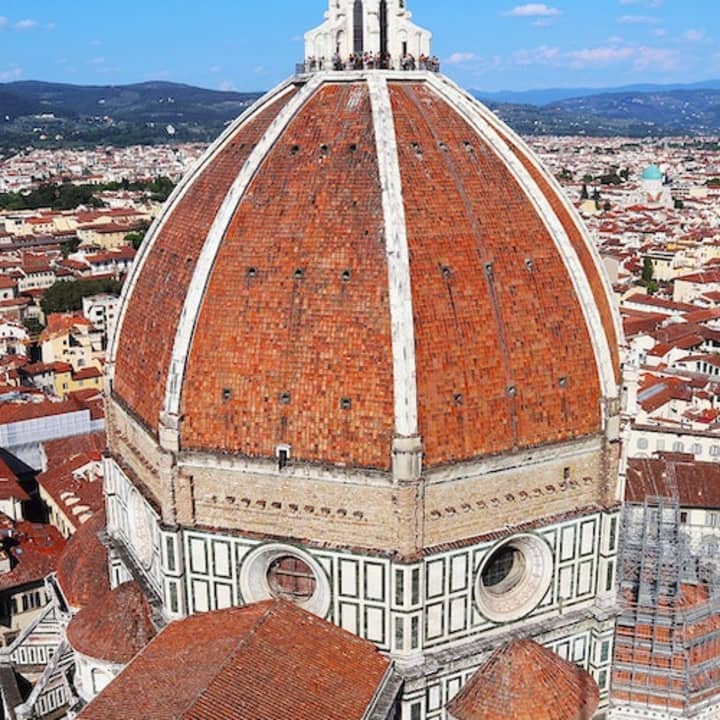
[[297, 52, 440, 75]]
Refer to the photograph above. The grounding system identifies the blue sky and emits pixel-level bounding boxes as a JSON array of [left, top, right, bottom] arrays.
[[0, 1, 718, 92]]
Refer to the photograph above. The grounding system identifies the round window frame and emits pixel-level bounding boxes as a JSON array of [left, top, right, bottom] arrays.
[[474, 534, 553, 624], [239, 543, 331, 618]]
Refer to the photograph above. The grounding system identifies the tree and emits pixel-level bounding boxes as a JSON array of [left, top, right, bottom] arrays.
[[147, 176, 176, 203], [603, 200, 612, 212], [580, 184, 589, 201], [124, 220, 151, 251], [61, 238, 81, 258], [674, 198, 685, 210], [40, 278, 123, 316], [23, 317, 44, 337], [642, 257, 654, 285]]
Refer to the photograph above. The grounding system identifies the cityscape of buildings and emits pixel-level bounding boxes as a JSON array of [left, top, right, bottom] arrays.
[[0, 1, 719, 719]]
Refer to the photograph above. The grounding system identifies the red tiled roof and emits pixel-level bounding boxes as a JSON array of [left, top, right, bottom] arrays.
[[78, 599, 391, 720], [676, 270, 720, 285], [37, 445, 103, 530], [0, 457, 30, 502], [45, 312, 91, 333], [20, 361, 72, 376], [0, 517, 66, 591], [0, 396, 89, 425], [67, 581, 156, 664], [626, 455, 720, 507], [73, 367, 102, 381], [55, 512, 109, 609], [448, 639, 599, 720]]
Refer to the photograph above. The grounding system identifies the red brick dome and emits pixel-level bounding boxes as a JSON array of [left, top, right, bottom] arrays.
[[110, 72, 620, 471], [67, 581, 156, 664], [56, 512, 109, 610]]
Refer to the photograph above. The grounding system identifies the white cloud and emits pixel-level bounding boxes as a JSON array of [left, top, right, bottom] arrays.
[[619, 0, 663, 6], [633, 46, 678, 70], [682, 29, 705, 43], [89, 57, 106, 65], [567, 46, 635, 66], [219, 80, 236, 91], [0, 17, 7, 29], [506, 4, 561, 17], [0, 65, 22, 81], [209, 65, 222, 74], [513, 45, 561, 65], [446, 52, 478, 65], [617, 15, 659, 24], [14, 19, 37, 30], [511, 43, 678, 71]]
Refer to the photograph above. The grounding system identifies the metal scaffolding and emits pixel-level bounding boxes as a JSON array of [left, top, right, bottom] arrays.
[[611, 496, 720, 716]]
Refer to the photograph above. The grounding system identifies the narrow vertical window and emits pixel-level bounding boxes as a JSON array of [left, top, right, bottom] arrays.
[[379, 0, 388, 56], [353, 0, 364, 53], [608, 517, 617, 551], [395, 616, 404, 650], [166, 536, 176, 572], [411, 568, 420, 605], [606, 561, 615, 592], [395, 569, 404, 606], [411, 616, 419, 649]]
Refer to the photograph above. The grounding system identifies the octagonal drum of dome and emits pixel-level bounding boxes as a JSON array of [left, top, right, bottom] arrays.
[[107, 70, 622, 556]]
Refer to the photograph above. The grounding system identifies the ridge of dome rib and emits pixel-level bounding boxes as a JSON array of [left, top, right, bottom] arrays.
[[108, 77, 300, 376], [425, 72, 619, 407], [162, 74, 325, 423]]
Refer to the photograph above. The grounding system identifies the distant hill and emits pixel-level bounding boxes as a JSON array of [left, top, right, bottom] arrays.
[[0, 80, 264, 152], [1, 80, 262, 123], [3, 78, 720, 153], [473, 79, 720, 106], [478, 86, 720, 137]]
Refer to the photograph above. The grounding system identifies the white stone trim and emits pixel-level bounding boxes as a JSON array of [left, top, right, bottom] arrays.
[[107, 77, 298, 377], [162, 74, 324, 417], [426, 74, 618, 405], [450, 81, 625, 352], [368, 74, 419, 439]]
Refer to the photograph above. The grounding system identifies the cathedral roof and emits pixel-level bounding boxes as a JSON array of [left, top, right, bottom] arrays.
[[78, 598, 392, 720], [66, 581, 156, 665], [447, 639, 600, 720], [55, 511, 109, 609], [110, 71, 620, 472]]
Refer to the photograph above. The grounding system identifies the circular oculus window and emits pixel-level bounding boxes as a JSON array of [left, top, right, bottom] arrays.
[[239, 544, 330, 617], [475, 534, 553, 624]]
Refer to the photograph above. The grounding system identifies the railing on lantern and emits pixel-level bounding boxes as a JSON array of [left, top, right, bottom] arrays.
[[296, 54, 441, 74]]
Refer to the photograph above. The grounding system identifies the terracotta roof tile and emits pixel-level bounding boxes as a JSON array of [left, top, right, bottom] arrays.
[[0, 517, 66, 591], [55, 511, 109, 609], [79, 599, 391, 720], [448, 639, 599, 720], [626, 455, 720, 507], [67, 581, 156, 664], [114, 88, 297, 433]]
